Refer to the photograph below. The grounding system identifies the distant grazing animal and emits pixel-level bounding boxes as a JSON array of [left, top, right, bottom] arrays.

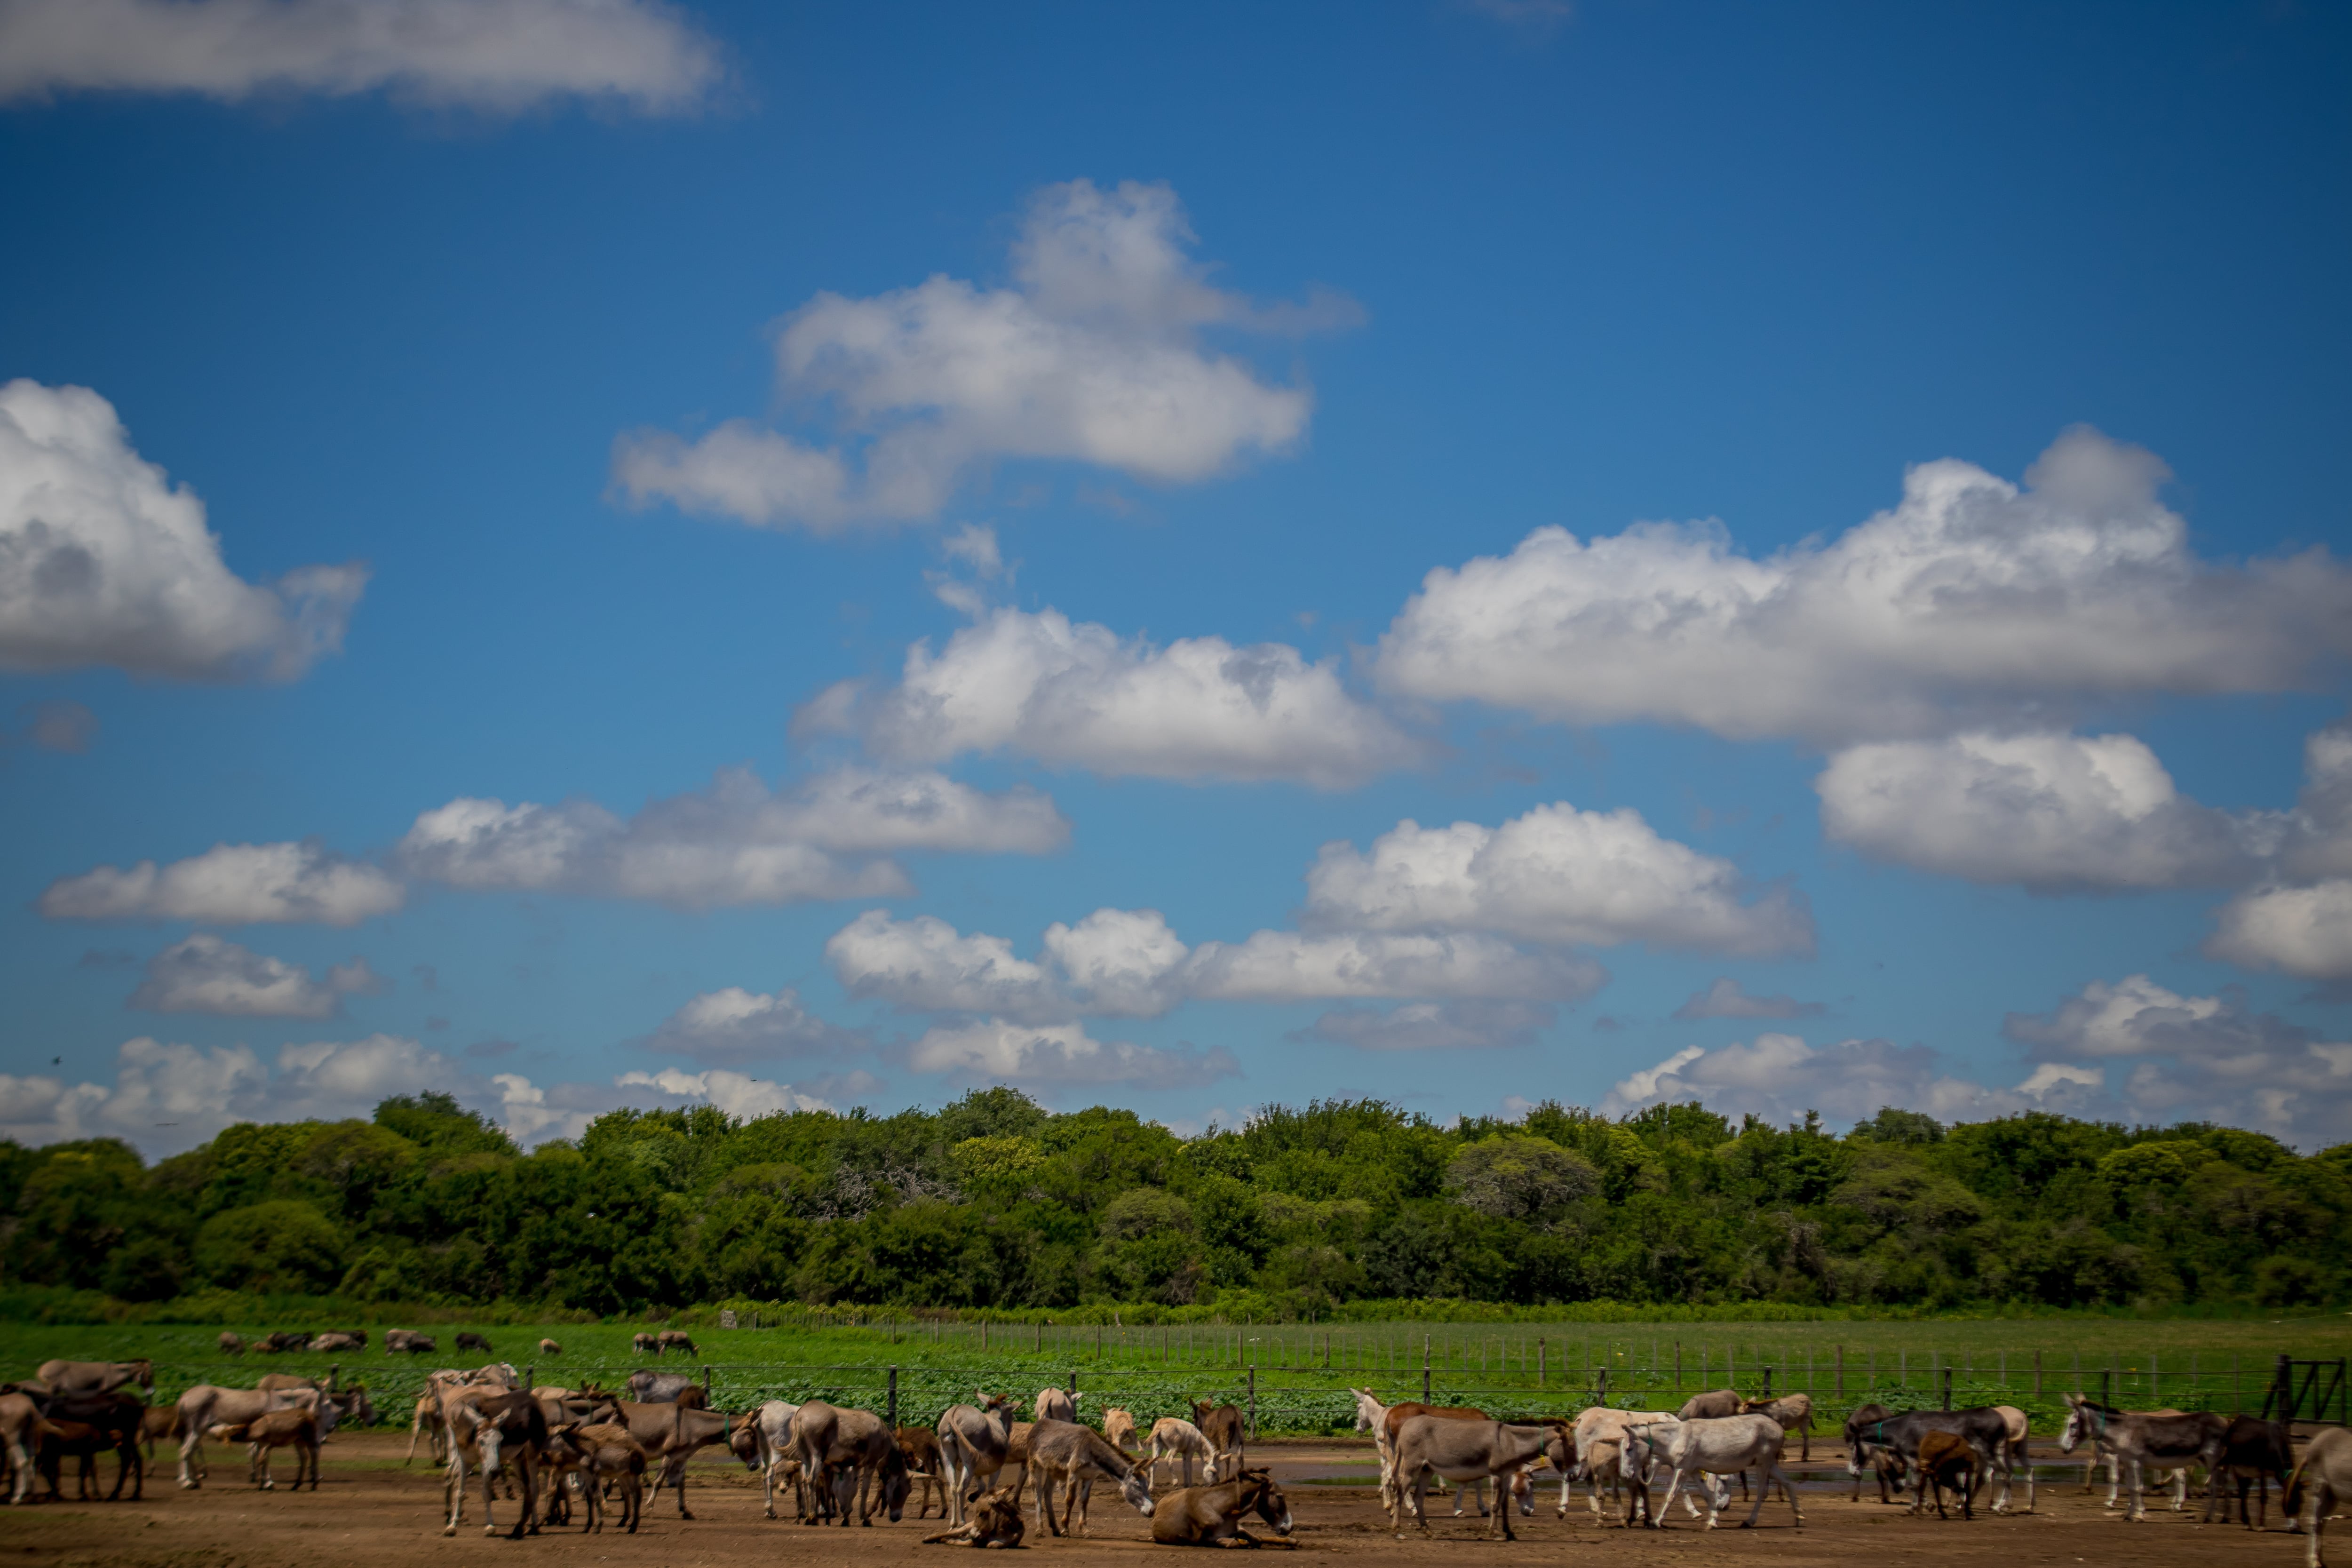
[[632, 1332, 660, 1356], [455, 1332, 494, 1353], [217, 1333, 244, 1357], [539, 1338, 563, 1357], [657, 1330, 699, 1357], [385, 1329, 437, 1355], [1033, 1387, 1075, 1425], [1911, 1431, 1977, 1519], [922, 1484, 1025, 1547], [311, 1331, 366, 1353], [1101, 1408, 1139, 1458]]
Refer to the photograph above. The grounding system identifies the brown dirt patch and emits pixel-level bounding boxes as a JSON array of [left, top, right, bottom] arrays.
[[0, 1433, 2307, 1568]]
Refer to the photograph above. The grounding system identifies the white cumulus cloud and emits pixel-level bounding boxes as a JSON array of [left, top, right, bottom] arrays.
[[642, 986, 866, 1066], [906, 1018, 1239, 1090], [1301, 802, 1812, 955], [614, 1066, 868, 1120], [2005, 975, 2352, 1146], [129, 933, 382, 1018], [826, 910, 1060, 1020], [42, 840, 405, 926], [1182, 930, 1605, 1003], [396, 765, 1061, 909], [0, 0, 723, 112], [1817, 731, 2274, 891], [0, 380, 365, 681], [1040, 907, 1192, 1016], [614, 180, 1349, 532], [1377, 426, 2352, 744], [817, 606, 1417, 788], [2207, 880, 2352, 982]]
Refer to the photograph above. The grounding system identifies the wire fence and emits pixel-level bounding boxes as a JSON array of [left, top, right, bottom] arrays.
[[151, 1335, 2346, 1436]]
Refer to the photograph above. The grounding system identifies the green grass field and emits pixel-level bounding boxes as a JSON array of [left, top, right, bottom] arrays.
[[8, 1311, 2347, 1435]]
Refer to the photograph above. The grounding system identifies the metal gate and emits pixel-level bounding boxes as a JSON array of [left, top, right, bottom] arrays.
[[2261, 1354, 2349, 1425]]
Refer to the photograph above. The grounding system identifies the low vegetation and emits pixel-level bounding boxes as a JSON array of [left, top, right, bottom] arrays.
[[2, 1090, 2344, 1322]]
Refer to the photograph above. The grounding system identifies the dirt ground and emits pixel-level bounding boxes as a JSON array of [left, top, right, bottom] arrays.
[[0, 1433, 2315, 1568]]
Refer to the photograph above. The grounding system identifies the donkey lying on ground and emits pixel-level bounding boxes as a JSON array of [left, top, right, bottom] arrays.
[[1152, 1470, 1294, 1547], [922, 1485, 1025, 1548]]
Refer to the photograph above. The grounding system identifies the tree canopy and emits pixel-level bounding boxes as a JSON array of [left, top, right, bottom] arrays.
[[1, 1093, 2342, 1317]]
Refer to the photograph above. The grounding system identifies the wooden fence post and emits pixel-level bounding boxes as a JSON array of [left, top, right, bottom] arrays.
[[888, 1366, 898, 1429], [1423, 1335, 1432, 1404], [1538, 1337, 1545, 1389], [1248, 1368, 1256, 1441]]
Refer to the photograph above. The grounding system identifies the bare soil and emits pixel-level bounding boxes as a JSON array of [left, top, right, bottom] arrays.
[[0, 1433, 2311, 1568]]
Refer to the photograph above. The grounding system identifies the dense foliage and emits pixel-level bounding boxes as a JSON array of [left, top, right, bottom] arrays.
[[2, 1091, 2344, 1318]]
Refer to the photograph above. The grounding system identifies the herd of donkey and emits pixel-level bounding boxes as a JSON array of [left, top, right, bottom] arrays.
[[5, 1328, 2352, 1563]]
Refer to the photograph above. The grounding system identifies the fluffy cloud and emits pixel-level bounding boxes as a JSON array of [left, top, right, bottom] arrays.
[[826, 910, 1060, 1020], [642, 986, 866, 1066], [818, 606, 1417, 788], [1817, 731, 2273, 891], [2207, 881, 2352, 982], [2280, 716, 2352, 881], [2005, 975, 2352, 1146], [0, 381, 366, 681], [1600, 1035, 2058, 1128], [0, 0, 722, 112], [614, 181, 1348, 532], [128, 933, 382, 1018], [42, 841, 405, 926], [1182, 930, 1605, 1003], [0, 1034, 459, 1154], [906, 1018, 1239, 1090], [1301, 802, 1812, 955], [614, 1067, 872, 1120], [1377, 427, 2352, 744], [397, 765, 1062, 909], [1297, 1000, 1555, 1052], [1672, 976, 1824, 1020], [826, 907, 1603, 1017]]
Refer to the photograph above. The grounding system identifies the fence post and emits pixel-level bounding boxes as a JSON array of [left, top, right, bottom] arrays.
[[1940, 1367, 1952, 1411], [888, 1366, 899, 1429], [518, 1364, 528, 1392], [2100, 1367, 2112, 1408], [1595, 1366, 1609, 1405], [1069, 1368, 1077, 1398], [1248, 1368, 1257, 1441], [703, 1364, 712, 1398], [1537, 1337, 1545, 1389], [2274, 1354, 2296, 1422], [1423, 1335, 1432, 1404], [1762, 1366, 1773, 1399]]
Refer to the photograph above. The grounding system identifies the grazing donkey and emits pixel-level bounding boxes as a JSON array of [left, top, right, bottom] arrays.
[[1025, 1418, 1154, 1536], [1387, 1417, 1570, 1541]]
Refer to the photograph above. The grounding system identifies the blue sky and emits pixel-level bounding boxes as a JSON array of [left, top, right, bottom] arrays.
[[4, 0, 2350, 1154]]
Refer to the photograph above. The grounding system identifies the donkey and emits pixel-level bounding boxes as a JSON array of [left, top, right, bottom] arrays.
[[1026, 1418, 1154, 1536], [1152, 1469, 1293, 1547], [2058, 1393, 2227, 1523]]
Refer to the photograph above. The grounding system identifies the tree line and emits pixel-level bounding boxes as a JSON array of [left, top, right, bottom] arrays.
[[1, 1090, 2342, 1320]]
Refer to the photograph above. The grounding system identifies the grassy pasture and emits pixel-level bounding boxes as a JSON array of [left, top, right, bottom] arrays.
[[7, 1312, 2345, 1436]]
